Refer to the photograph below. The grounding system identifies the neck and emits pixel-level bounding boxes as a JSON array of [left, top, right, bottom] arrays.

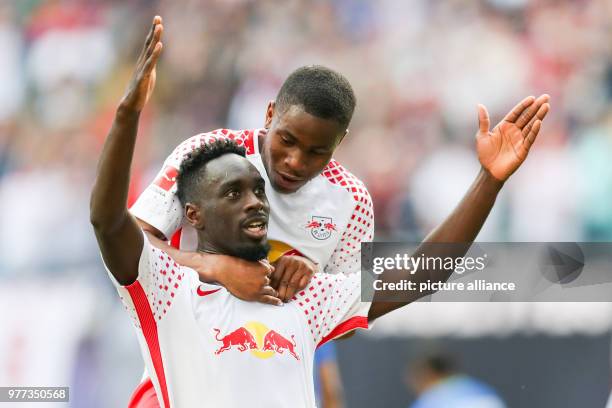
[[196, 231, 225, 256]]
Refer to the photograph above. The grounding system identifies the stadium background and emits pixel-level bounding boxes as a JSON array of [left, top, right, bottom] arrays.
[[0, 0, 610, 406]]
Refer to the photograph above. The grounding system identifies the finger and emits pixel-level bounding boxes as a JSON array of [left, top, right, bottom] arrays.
[[140, 16, 162, 59], [143, 42, 163, 73], [503, 96, 535, 123], [269, 261, 285, 289], [515, 94, 549, 129], [277, 266, 293, 301], [521, 120, 534, 140], [477, 104, 490, 134], [298, 275, 310, 291], [284, 271, 304, 302], [524, 120, 542, 150], [259, 286, 282, 306], [259, 295, 283, 306], [260, 285, 278, 297], [521, 103, 549, 139], [146, 24, 163, 59], [259, 259, 274, 275]]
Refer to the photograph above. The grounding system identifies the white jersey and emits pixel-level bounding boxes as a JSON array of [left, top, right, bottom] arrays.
[[109, 235, 370, 408], [130, 128, 374, 274]]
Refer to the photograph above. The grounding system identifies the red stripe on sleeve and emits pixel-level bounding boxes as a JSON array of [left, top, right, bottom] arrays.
[[317, 316, 368, 349], [126, 282, 171, 408]]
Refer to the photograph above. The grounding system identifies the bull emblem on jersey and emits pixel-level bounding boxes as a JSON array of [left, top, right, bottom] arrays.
[[213, 327, 258, 354], [305, 216, 336, 240], [262, 330, 300, 360], [213, 323, 300, 361]]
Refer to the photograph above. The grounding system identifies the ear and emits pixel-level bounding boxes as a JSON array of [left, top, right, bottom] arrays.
[[264, 100, 275, 129], [185, 203, 204, 229]]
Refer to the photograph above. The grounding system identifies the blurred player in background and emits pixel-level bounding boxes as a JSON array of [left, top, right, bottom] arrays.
[[314, 341, 345, 408], [113, 15, 549, 408], [406, 353, 506, 408]]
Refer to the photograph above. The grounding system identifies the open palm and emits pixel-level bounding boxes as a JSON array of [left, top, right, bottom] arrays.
[[477, 95, 550, 181]]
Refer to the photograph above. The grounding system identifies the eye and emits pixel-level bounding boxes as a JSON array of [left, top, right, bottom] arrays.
[[254, 186, 265, 196], [280, 135, 294, 146], [226, 190, 240, 199]]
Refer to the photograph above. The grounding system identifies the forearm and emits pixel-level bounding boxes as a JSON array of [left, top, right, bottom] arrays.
[[412, 168, 501, 285], [90, 106, 140, 232], [369, 168, 502, 319], [424, 168, 502, 243]]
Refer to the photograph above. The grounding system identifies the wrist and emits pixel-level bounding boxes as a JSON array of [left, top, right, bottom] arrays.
[[197, 253, 221, 283], [478, 167, 505, 191]]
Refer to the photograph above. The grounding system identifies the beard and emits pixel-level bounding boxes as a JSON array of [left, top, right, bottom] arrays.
[[231, 241, 271, 262]]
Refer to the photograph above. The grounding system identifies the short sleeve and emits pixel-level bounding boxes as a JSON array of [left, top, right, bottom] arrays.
[[293, 274, 370, 348], [106, 233, 188, 327], [129, 165, 183, 239], [129, 129, 257, 239], [322, 162, 375, 276]]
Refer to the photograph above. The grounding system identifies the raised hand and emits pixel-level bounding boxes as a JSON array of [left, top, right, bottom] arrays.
[[119, 16, 163, 113], [477, 94, 550, 181]]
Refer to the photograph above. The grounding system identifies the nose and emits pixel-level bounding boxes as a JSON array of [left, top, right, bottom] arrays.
[[244, 190, 267, 213], [284, 148, 307, 176]]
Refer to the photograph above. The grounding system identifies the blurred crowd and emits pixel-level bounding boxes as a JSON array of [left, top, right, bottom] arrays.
[[1, 0, 611, 273], [0, 0, 610, 405]]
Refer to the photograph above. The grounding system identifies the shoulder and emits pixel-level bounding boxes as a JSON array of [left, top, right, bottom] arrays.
[[142, 238, 199, 285], [169, 128, 262, 163], [321, 159, 372, 207]]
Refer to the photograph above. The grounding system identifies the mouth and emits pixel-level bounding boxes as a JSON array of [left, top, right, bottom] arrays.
[[274, 171, 304, 191], [241, 215, 268, 240]]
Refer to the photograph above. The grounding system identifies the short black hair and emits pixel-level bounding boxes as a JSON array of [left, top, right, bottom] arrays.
[[176, 139, 246, 206], [275, 65, 356, 129], [421, 353, 457, 376]]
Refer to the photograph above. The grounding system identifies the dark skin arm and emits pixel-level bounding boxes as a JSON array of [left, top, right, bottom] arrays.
[[90, 16, 164, 285], [368, 95, 550, 321]]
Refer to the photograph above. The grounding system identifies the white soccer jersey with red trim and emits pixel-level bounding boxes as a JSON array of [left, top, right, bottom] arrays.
[[129, 128, 374, 275], [109, 235, 370, 408]]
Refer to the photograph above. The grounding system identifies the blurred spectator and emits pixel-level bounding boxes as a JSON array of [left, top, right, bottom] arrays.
[[314, 341, 345, 408], [406, 353, 506, 408]]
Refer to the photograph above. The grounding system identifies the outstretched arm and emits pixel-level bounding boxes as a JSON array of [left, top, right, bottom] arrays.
[[90, 16, 164, 285], [369, 94, 550, 320]]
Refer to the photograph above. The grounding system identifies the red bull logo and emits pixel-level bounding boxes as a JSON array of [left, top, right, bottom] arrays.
[[213, 322, 300, 361], [305, 216, 336, 240], [213, 327, 258, 354], [153, 166, 179, 191], [305, 220, 322, 229], [262, 330, 300, 360]]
